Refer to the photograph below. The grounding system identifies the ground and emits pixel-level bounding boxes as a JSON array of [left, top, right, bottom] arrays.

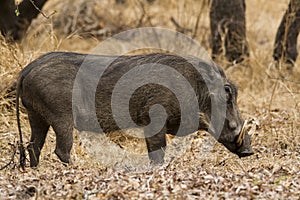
[[0, 0, 299, 199]]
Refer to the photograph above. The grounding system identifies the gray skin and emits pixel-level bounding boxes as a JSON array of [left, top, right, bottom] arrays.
[[16, 52, 253, 167]]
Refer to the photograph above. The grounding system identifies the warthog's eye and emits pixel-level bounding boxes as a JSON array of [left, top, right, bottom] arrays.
[[224, 84, 232, 104]]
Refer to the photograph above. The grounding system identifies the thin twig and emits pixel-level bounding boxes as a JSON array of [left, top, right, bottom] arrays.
[[135, 0, 146, 27], [269, 79, 279, 112], [267, 75, 300, 84], [137, 0, 154, 27], [0, 143, 17, 170], [192, 0, 207, 39], [192, 11, 201, 39], [170, 17, 192, 33], [234, 159, 250, 178], [29, 0, 56, 19]]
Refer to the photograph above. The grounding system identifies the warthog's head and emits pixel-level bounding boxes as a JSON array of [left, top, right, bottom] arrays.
[[217, 83, 254, 158]]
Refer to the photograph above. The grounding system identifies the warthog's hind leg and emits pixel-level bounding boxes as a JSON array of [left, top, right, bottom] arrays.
[[52, 119, 73, 164], [27, 110, 50, 167]]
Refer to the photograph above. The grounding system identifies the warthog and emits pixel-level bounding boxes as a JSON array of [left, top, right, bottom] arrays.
[[16, 52, 253, 167]]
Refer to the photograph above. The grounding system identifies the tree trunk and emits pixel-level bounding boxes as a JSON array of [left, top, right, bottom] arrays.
[[210, 0, 249, 63], [273, 0, 300, 68], [0, 0, 48, 40]]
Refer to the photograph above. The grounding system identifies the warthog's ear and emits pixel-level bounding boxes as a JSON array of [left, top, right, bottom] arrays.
[[224, 84, 232, 102]]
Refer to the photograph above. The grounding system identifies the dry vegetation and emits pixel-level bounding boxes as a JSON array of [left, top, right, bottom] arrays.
[[0, 0, 300, 199]]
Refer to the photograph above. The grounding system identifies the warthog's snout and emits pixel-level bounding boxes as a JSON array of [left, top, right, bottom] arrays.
[[219, 120, 254, 158]]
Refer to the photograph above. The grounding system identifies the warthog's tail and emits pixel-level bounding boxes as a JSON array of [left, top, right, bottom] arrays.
[[16, 72, 26, 169]]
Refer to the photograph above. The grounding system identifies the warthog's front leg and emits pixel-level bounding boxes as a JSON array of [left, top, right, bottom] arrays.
[[144, 127, 167, 164]]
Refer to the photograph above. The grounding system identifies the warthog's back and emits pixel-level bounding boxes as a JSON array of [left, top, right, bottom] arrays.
[[20, 52, 224, 133]]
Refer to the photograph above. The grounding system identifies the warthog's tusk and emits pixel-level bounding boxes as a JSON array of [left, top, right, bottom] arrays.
[[237, 120, 247, 147]]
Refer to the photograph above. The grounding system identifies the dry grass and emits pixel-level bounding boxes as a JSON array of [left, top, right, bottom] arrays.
[[0, 0, 300, 199]]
